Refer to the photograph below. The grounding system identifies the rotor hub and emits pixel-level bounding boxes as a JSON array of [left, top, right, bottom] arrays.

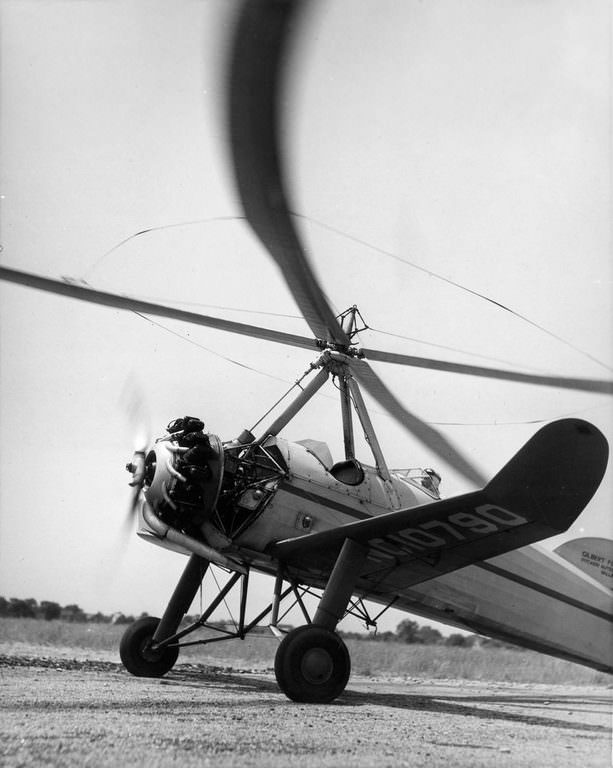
[[314, 306, 367, 357]]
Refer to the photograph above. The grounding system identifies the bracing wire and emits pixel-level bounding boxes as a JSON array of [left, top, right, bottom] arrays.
[[210, 566, 237, 632], [130, 311, 597, 428], [132, 297, 301, 320], [290, 211, 613, 373], [131, 311, 289, 384], [89, 214, 609, 428], [249, 383, 301, 433], [80, 215, 247, 281], [84, 213, 610, 373], [367, 327, 554, 375], [132, 294, 549, 373], [249, 364, 317, 433]]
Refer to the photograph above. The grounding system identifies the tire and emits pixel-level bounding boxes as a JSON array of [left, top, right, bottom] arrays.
[[274, 625, 350, 703], [119, 616, 179, 677]]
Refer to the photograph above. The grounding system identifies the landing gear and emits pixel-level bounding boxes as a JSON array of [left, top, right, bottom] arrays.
[[118, 535, 365, 703], [274, 625, 351, 703], [273, 538, 366, 703], [119, 616, 179, 677]]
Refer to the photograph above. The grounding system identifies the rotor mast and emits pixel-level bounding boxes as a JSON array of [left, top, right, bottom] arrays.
[[337, 306, 365, 462], [251, 306, 400, 508]]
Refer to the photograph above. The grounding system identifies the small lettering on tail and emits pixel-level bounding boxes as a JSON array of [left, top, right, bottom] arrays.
[[555, 537, 613, 591]]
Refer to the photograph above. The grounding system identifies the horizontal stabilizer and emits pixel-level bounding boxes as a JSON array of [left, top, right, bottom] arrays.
[[554, 537, 613, 591], [271, 419, 608, 589]]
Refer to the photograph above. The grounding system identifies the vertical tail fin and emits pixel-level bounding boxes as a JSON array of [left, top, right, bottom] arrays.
[[554, 537, 613, 591]]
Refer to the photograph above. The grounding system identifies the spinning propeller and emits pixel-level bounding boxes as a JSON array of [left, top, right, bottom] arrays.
[[125, 438, 147, 526], [122, 380, 151, 527], [0, 0, 611, 488]]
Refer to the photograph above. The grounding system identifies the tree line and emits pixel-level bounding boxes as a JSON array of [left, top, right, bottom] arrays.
[[0, 596, 139, 625], [0, 596, 516, 648], [339, 618, 486, 649]]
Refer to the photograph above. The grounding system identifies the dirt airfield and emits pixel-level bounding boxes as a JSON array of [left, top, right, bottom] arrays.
[[0, 649, 610, 768]]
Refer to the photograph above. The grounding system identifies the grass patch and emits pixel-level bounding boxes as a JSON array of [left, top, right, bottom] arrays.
[[1, 617, 609, 685], [347, 640, 610, 685]]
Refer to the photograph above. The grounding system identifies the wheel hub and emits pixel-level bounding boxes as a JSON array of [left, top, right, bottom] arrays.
[[140, 638, 164, 663], [300, 647, 333, 684]]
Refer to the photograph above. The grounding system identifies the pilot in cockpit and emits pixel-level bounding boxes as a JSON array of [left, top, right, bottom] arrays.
[[422, 468, 441, 495]]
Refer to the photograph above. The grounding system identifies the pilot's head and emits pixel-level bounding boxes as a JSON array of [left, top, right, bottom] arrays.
[[423, 468, 441, 492]]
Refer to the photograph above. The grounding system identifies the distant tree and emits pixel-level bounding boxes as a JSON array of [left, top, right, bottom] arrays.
[[111, 614, 135, 625], [446, 633, 469, 647], [111, 613, 127, 624], [8, 598, 36, 618], [396, 620, 445, 645], [414, 625, 443, 645], [182, 614, 201, 626], [396, 619, 420, 644], [39, 601, 61, 621], [88, 612, 111, 623], [0, 597, 8, 617], [62, 604, 87, 623]]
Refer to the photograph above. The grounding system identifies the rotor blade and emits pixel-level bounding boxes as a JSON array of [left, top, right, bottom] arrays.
[[0, 266, 316, 351], [227, 0, 349, 346], [350, 358, 487, 487], [362, 347, 613, 395]]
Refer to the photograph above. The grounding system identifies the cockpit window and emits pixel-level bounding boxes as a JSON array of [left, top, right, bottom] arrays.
[[392, 467, 442, 498], [422, 468, 441, 493]]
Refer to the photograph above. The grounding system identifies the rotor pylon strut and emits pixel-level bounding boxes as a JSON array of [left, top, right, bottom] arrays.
[[254, 365, 330, 444], [250, 339, 401, 508], [339, 376, 355, 460], [346, 373, 401, 508]]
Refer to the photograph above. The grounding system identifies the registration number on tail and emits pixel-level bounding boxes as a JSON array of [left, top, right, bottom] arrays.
[[393, 504, 528, 550]]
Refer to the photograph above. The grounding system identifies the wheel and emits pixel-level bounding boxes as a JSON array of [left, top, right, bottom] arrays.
[[119, 616, 179, 677], [274, 625, 351, 703]]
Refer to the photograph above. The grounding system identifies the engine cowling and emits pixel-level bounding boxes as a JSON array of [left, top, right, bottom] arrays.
[[127, 417, 224, 532]]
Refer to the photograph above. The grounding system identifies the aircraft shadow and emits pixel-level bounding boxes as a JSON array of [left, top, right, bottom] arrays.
[[340, 687, 610, 733], [6, 663, 609, 735], [165, 668, 610, 733]]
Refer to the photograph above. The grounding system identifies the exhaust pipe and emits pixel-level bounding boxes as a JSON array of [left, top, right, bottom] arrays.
[[141, 502, 246, 574]]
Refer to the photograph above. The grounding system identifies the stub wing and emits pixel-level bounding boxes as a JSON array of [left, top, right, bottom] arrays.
[[271, 419, 608, 590]]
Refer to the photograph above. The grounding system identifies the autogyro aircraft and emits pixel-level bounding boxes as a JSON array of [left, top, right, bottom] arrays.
[[1, 1, 612, 703]]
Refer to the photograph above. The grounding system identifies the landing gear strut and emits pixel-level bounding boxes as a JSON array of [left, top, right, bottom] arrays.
[[274, 538, 367, 703], [120, 553, 207, 678]]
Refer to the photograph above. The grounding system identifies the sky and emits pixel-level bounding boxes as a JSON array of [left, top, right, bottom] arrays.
[[0, 0, 611, 635]]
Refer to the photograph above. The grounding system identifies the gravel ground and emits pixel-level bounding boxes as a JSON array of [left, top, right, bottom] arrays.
[[0, 650, 610, 767]]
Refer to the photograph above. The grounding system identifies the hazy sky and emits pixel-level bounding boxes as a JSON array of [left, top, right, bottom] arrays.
[[1, 0, 611, 633]]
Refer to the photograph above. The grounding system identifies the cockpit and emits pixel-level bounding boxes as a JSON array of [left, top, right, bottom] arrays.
[[392, 467, 442, 498], [296, 439, 365, 485]]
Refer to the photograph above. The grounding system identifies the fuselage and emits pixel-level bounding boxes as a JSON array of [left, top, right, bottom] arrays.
[[138, 435, 613, 673], [232, 436, 439, 554]]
